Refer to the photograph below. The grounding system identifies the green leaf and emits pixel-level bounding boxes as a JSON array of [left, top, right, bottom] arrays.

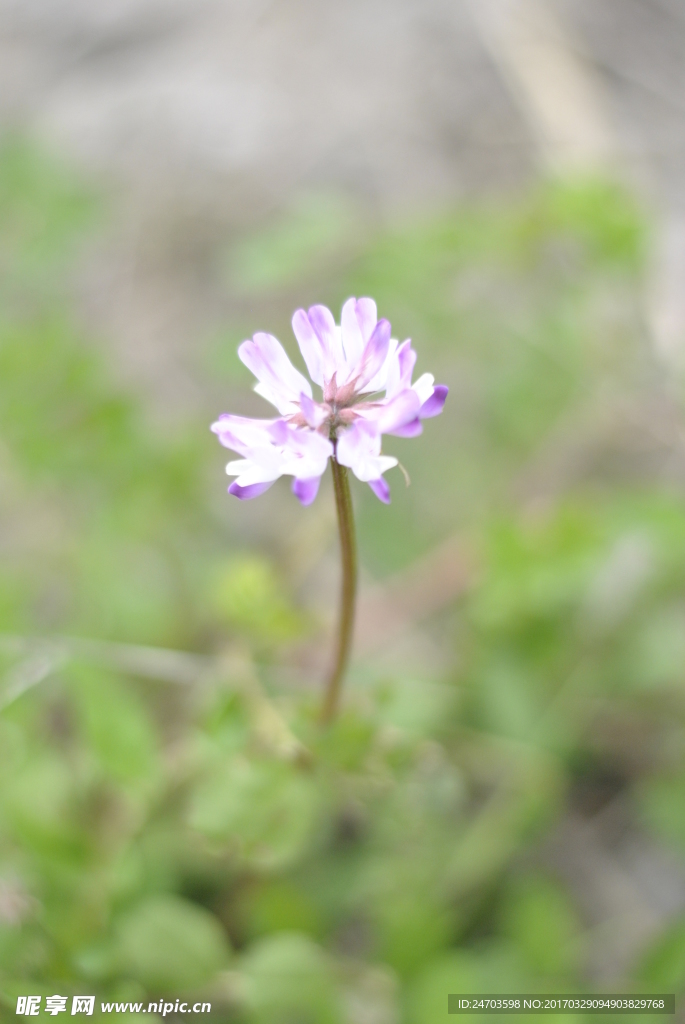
[[69, 664, 158, 785], [638, 918, 685, 991], [241, 932, 343, 1024], [408, 948, 526, 1024], [248, 880, 320, 940], [115, 895, 230, 991], [3, 753, 85, 861], [212, 556, 306, 645], [500, 875, 581, 978], [189, 756, 318, 870], [376, 893, 452, 978], [625, 606, 685, 691], [638, 775, 685, 855]]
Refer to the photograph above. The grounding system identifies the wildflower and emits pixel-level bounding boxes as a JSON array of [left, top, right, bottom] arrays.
[[212, 298, 447, 722], [211, 298, 447, 505]]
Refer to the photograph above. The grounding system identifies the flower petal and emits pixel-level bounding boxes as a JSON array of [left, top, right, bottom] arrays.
[[398, 340, 417, 383], [355, 298, 378, 344], [412, 372, 435, 407], [292, 309, 324, 386], [367, 478, 391, 503], [299, 391, 328, 429], [387, 416, 423, 438], [336, 420, 398, 482], [213, 413, 278, 442], [228, 480, 275, 500], [211, 414, 277, 454], [384, 339, 417, 399], [341, 297, 377, 368], [239, 332, 312, 414], [363, 336, 398, 394], [354, 318, 392, 392], [292, 476, 321, 506], [419, 384, 449, 418], [307, 304, 346, 381], [279, 425, 333, 480], [340, 298, 364, 367], [225, 451, 284, 483], [267, 419, 291, 445], [376, 388, 421, 433]]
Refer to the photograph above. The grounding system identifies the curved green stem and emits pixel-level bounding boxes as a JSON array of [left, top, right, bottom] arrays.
[[320, 457, 357, 724]]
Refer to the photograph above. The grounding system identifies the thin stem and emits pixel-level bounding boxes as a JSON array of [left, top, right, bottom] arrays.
[[320, 457, 357, 724]]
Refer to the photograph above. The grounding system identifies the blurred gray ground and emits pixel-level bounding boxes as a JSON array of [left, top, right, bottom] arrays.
[[559, 0, 685, 207], [0, 0, 683, 412], [0, 0, 533, 206], [0, 0, 683, 205]]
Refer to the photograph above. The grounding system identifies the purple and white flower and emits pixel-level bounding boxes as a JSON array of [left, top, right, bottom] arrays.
[[211, 298, 448, 505]]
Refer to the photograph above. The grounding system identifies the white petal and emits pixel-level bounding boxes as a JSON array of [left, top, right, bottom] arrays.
[[239, 332, 312, 414], [336, 420, 398, 482], [384, 339, 416, 399], [280, 428, 333, 478], [412, 372, 435, 406], [340, 298, 366, 368], [364, 337, 398, 394], [307, 305, 347, 381], [375, 455, 399, 475], [225, 459, 252, 476], [355, 298, 378, 344], [292, 309, 324, 386], [226, 457, 283, 486], [354, 320, 392, 393], [211, 414, 278, 455]]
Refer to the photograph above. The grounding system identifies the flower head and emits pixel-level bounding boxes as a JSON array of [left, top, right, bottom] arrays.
[[211, 298, 448, 504]]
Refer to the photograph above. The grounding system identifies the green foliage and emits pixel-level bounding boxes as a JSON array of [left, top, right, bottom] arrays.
[[225, 192, 360, 295], [408, 948, 525, 1024], [0, 136, 96, 287], [637, 774, 685, 855], [241, 933, 343, 1024], [189, 755, 320, 870], [68, 664, 158, 786], [212, 557, 307, 646], [638, 918, 685, 992], [0, 139, 683, 1022], [114, 895, 231, 991], [500, 875, 581, 978]]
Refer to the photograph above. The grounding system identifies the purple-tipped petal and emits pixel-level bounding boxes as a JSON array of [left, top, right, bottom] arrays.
[[368, 477, 391, 503], [356, 318, 391, 391], [292, 309, 324, 386], [376, 388, 421, 433], [340, 297, 378, 367], [238, 332, 312, 413], [419, 384, 448, 418], [308, 304, 336, 343], [355, 298, 378, 344], [397, 339, 417, 385], [211, 413, 280, 454], [341, 298, 365, 366], [292, 476, 321, 506], [228, 480, 275, 500], [388, 416, 423, 438], [336, 419, 397, 482], [308, 304, 345, 378]]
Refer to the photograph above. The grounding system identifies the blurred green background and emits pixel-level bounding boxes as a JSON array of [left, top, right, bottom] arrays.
[[1, 130, 685, 1024]]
